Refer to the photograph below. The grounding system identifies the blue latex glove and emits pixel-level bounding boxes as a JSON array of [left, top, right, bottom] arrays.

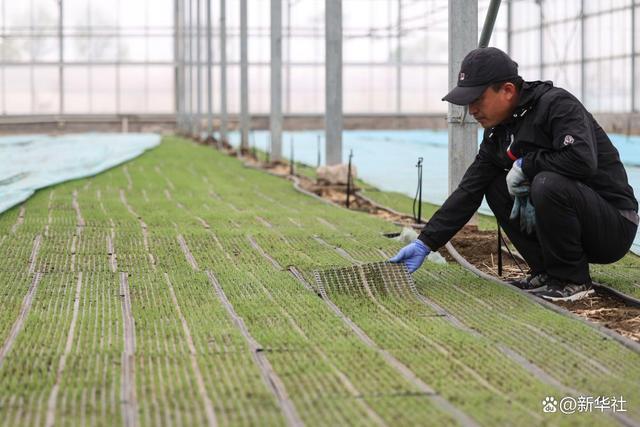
[[506, 158, 527, 197], [389, 239, 431, 273], [509, 186, 536, 234]]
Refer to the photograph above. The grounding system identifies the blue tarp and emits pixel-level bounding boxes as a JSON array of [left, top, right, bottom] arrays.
[[0, 133, 161, 214], [228, 129, 640, 255]]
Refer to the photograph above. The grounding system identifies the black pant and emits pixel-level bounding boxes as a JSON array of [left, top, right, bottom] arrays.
[[485, 171, 638, 283]]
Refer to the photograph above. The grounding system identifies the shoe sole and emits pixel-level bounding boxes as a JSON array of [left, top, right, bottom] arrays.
[[539, 289, 594, 302], [509, 282, 547, 292]]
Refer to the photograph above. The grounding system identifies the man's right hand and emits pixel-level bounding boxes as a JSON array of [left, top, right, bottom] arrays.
[[389, 240, 431, 273]]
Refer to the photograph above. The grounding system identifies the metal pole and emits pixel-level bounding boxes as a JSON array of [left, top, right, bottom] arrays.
[[286, 0, 291, 114], [396, 0, 402, 113], [270, 0, 283, 162], [30, 0, 35, 113], [506, 0, 512, 55], [206, 0, 213, 138], [196, 0, 202, 138], [220, 0, 228, 142], [0, 0, 4, 114], [174, 0, 180, 116], [175, 0, 180, 130], [240, 0, 250, 151], [181, 0, 186, 131], [447, 0, 478, 195], [325, 0, 342, 165], [478, 0, 502, 48], [116, 0, 121, 114], [59, 0, 64, 114], [580, 0, 585, 104], [180, 0, 186, 132], [188, 0, 193, 133], [1, 0, 5, 114], [539, 0, 544, 79], [632, 0, 636, 112]]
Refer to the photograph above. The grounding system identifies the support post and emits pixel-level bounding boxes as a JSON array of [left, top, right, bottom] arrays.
[[270, 0, 283, 162], [195, 0, 202, 138], [396, 0, 402, 113], [240, 0, 250, 150], [506, 0, 512, 55], [631, 0, 636, 112], [174, 0, 180, 116], [325, 0, 342, 165], [59, 0, 64, 114], [447, 0, 478, 195], [188, 0, 194, 134], [580, 0, 586, 104], [539, 0, 544, 79], [206, 0, 213, 138], [220, 0, 228, 142]]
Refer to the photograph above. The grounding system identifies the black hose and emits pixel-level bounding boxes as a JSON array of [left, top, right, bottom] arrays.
[[412, 157, 423, 224], [497, 221, 503, 276]]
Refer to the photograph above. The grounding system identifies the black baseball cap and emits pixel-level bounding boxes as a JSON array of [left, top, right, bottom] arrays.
[[442, 47, 519, 105]]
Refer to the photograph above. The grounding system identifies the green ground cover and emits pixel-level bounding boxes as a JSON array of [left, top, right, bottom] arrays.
[[0, 135, 638, 426]]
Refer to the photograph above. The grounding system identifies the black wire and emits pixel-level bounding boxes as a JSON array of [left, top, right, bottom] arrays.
[[497, 221, 503, 276], [412, 159, 422, 223], [498, 228, 526, 275]]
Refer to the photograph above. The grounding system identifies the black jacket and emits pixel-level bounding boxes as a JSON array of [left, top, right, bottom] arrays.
[[418, 80, 638, 251]]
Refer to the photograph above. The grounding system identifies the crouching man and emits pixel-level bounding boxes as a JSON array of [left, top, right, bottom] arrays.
[[391, 47, 638, 302]]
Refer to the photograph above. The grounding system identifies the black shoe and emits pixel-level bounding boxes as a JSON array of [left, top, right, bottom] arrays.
[[509, 272, 550, 292], [533, 280, 594, 302]]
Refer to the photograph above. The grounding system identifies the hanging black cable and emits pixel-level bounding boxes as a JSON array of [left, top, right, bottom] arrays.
[[346, 149, 353, 209], [317, 135, 321, 168], [412, 157, 423, 224], [497, 219, 503, 276], [499, 231, 526, 275]]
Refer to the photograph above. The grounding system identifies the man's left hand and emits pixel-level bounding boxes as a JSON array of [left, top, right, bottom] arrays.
[[506, 158, 527, 196]]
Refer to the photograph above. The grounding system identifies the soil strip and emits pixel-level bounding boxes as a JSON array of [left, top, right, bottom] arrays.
[[119, 272, 138, 427], [123, 166, 133, 191], [289, 268, 479, 427], [178, 234, 199, 271], [247, 236, 282, 270], [312, 236, 358, 263], [10, 206, 25, 234], [119, 190, 156, 270], [205, 270, 303, 427], [354, 265, 542, 422], [28, 234, 42, 274], [164, 273, 218, 427], [45, 273, 83, 427], [72, 190, 86, 229], [0, 272, 43, 369], [258, 282, 387, 427]]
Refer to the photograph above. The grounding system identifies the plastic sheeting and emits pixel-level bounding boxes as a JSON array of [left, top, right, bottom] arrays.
[[0, 133, 160, 214]]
